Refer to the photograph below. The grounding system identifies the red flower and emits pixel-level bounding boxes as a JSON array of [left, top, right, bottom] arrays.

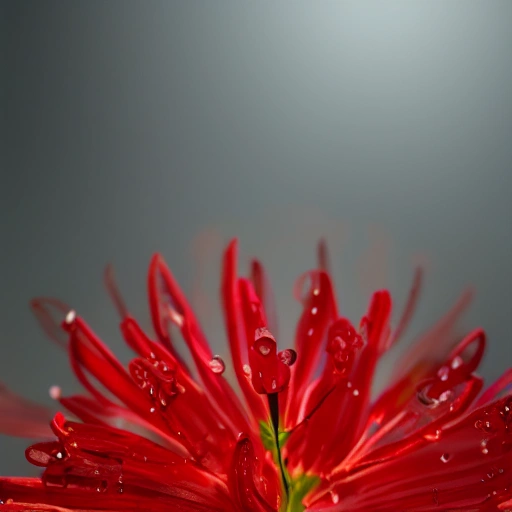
[[1, 240, 511, 511]]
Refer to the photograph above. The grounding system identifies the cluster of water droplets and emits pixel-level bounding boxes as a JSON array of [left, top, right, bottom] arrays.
[[130, 352, 185, 413]]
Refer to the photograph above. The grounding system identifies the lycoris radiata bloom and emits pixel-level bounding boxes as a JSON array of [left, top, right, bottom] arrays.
[[0, 240, 510, 511]]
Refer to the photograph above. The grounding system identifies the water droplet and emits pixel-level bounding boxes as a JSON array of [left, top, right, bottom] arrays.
[[475, 418, 495, 433], [440, 453, 451, 463], [243, 364, 251, 377], [167, 306, 184, 327], [278, 349, 297, 366], [353, 389, 360, 397], [307, 328, 314, 336], [437, 366, 449, 381], [158, 390, 168, 407], [150, 407, 156, 413], [65, 310, 76, 324], [330, 491, 339, 504], [451, 355, 463, 369], [432, 488, 439, 506], [117, 475, 124, 494], [480, 439, 489, 455], [313, 288, 320, 296], [96, 480, 108, 493], [258, 345, 270, 356], [333, 336, 347, 350], [311, 307, 318, 315], [423, 428, 442, 442], [208, 355, 226, 374], [49, 385, 62, 400], [438, 390, 452, 403]]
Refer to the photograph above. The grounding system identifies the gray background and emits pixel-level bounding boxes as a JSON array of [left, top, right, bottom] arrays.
[[1, 2, 511, 475]]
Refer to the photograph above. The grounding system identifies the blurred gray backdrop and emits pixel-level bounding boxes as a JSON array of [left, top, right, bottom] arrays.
[[1, 1, 511, 475]]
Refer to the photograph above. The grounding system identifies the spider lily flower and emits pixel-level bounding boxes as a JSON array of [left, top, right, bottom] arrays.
[[0, 239, 510, 511]]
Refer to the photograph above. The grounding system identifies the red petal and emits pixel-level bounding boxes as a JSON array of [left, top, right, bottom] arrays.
[[285, 270, 338, 426], [222, 240, 268, 422], [0, 383, 53, 439], [310, 396, 512, 512], [387, 267, 423, 349], [30, 298, 70, 349], [149, 252, 252, 435], [250, 259, 278, 338], [229, 435, 278, 512]]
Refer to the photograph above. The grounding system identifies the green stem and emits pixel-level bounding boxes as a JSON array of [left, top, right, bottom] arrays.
[[267, 393, 289, 500]]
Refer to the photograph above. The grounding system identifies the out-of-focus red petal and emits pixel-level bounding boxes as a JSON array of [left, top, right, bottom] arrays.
[[0, 383, 53, 439], [476, 368, 512, 408], [250, 258, 278, 339], [393, 288, 474, 384], [387, 267, 423, 349], [30, 298, 71, 349], [103, 264, 130, 319]]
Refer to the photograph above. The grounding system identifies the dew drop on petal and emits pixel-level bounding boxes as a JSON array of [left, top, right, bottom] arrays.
[[438, 390, 452, 403], [49, 385, 62, 400], [437, 366, 450, 381], [311, 307, 318, 315], [243, 364, 252, 377], [65, 310, 76, 324], [474, 418, 496, 433], [330, 491, 339, 504], [451, 355, 463, 369], [278, 349, 297, 366], [440, 453, 451, 463], [432, 488, 439, 506], [333, 336, 347, 350], [208, 355, 226, 374], [258, 344, 270, 356], [423, 428, 442, 442]]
